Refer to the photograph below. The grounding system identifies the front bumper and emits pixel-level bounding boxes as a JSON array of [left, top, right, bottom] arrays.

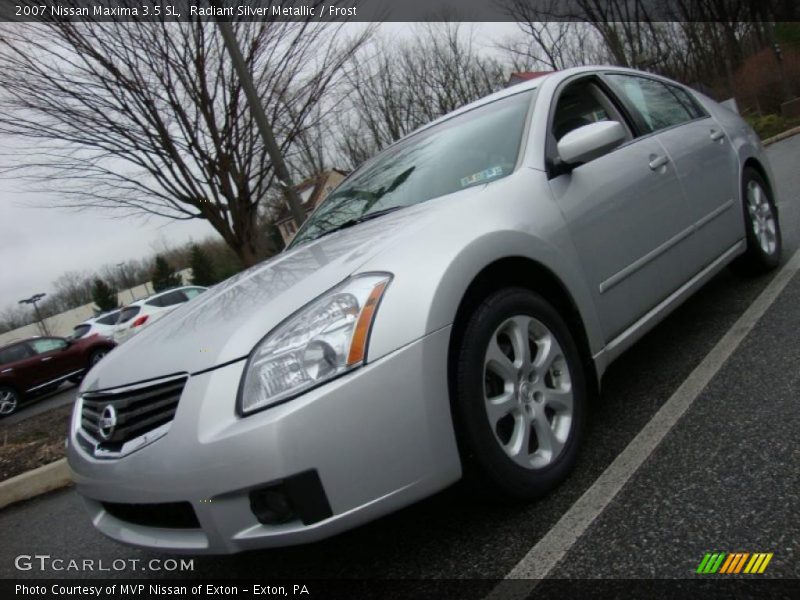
[[67, 326, 461, 554]]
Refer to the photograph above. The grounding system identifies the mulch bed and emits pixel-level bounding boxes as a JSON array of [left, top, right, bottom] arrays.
[[0, 404, 72, 481]]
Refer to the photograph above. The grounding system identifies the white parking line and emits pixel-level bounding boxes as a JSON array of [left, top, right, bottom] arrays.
[[487, 248, 800, 596]]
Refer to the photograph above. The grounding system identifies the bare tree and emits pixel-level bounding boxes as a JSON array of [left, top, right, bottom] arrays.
[[50, 271, 94, 311], [0, 306, 29, 334], [335, 23, 507, 168], [497, 0, 589, 70], [0, 4, 371, 267]]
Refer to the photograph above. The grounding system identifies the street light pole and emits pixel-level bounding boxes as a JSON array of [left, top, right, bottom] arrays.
[[19, 293, 49, 336], [212, 11, 307, 228], [117, 263, 135, 302]]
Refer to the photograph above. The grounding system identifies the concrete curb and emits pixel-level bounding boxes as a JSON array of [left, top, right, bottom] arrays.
[[0, 458, 71, 511], [763, 126, 800, 146]]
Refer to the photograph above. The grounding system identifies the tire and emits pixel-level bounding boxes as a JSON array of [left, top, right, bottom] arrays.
[[733, 167, 782, 274], [453, 288, 587, 500], [88, 348, 108, 368], [0, 385, 20, 417]]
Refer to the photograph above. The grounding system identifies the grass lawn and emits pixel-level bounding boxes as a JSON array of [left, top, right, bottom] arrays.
[[745, 113, 800, 140]]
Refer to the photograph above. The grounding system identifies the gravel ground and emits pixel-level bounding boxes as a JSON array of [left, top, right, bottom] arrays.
[[0, 404, 71, 480]]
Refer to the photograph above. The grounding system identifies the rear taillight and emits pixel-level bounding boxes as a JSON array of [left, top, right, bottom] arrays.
[[131, 315, 149, 328]]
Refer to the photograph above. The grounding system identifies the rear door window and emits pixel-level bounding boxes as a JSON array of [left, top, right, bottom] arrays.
[[666, 84, 707, 119], [605, 74, 694, 133], [0, 344, 34, 365], [157, 290, 188, 306], [145, 296, 164, 307], [29, 338, 68, 354]]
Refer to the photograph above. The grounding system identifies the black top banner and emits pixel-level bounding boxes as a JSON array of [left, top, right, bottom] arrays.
[[1, 0, 799, 22]]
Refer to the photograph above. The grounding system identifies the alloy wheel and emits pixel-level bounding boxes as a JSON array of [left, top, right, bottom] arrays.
[[483, 315, 574, 470], [747, 180, 777, 256], [0, 389, 18, 415]]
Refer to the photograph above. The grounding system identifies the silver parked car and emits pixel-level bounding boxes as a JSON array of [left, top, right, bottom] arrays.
[[68, 66, 781, 553]]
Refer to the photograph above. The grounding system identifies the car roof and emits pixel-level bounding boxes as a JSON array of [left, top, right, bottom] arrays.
[[120, 285, 206, 309], [400, 65, 689, 143], [406, 72, 551, 140]]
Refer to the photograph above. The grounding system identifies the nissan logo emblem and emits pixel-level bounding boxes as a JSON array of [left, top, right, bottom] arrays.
[[98, 405, 117, 441]]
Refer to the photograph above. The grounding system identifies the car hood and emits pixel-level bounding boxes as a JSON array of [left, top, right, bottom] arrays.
[[82, 193, 477, 391]]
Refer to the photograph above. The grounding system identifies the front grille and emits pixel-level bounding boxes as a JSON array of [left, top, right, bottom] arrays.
[[102, 501, 200, 529], [79, 374, 187, 457]]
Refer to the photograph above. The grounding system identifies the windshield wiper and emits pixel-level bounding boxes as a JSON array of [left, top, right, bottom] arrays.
[[312, 206, 406, 241]]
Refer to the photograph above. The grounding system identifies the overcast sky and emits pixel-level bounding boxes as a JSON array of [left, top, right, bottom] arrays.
[[0, 22, 518, 315]]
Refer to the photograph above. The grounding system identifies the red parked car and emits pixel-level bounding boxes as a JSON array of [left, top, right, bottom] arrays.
[[0, 335, 116, 416]]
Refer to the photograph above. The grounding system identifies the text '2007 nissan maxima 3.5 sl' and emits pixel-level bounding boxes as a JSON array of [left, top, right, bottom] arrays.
[[68, 66, 782, 553]]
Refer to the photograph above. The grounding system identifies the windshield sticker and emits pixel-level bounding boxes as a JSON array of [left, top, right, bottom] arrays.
[[460, 166, 503, 188]]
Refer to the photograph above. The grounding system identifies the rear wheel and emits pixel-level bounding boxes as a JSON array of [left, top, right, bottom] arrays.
[[0, 386, 20, 417], [734, 168, 781, 273], [453, 288, 587, 500]]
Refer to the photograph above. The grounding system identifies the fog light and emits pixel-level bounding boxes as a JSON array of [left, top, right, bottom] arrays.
[[250, 488, 295, 525], [248, 470, 333, 526]]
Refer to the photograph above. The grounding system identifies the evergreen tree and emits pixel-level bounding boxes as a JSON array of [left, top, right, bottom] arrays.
[[151, 255, 182, 292], [189, 244, 217, 287], [92, 278, 119, 313]]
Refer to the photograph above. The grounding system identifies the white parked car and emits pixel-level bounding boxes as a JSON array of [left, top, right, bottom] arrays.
[[110, 286, 207, 344], [70, 310, 123, 340]]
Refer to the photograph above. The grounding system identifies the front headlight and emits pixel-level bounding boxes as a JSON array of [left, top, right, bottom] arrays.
[[238, 273, 392, 416]]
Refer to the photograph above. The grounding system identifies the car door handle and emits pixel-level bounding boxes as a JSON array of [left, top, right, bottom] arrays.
[[1, 368, 12, 374], [648, 155, 670, 171], [40, 356, 53, 362], [710, 129, 725, 142]]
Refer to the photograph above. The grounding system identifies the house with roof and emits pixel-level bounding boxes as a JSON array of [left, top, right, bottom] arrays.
[[275, 169, 348, 244]]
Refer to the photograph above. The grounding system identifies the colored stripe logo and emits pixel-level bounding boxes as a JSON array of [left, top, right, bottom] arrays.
[[697, 552, 773, 574]]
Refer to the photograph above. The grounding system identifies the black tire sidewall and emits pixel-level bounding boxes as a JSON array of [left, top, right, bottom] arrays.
[[88, 350, 106, 367], [454, 288, 587, 499]]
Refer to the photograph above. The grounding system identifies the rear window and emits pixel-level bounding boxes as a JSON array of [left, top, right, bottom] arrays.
[[117, 306, 141, 324], [0, 344, 33, 365], [96, 311, 121, 325], [71, 324, 92, 339]]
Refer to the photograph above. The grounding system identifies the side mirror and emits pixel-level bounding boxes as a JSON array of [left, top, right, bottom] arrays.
[[556, 121, 627, 167]]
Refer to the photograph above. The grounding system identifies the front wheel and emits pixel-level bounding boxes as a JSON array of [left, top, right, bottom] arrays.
[[734, 167, 782, 273], [88, 348, 108, 368], [0, 386, 20, 417], [453, 288, 587, 500]]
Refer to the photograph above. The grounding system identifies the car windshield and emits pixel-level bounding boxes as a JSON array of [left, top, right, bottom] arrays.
[[289, 89, 536, 247]]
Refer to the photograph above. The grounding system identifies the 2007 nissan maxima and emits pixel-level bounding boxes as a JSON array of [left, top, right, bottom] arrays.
[[68, 66, 782, 553]]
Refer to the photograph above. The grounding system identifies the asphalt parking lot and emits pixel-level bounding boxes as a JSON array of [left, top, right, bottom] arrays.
[[1, 136, 798, 587]]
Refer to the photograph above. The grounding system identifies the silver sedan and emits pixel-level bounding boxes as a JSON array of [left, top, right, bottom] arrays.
[[67, 66, 781, 553]]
